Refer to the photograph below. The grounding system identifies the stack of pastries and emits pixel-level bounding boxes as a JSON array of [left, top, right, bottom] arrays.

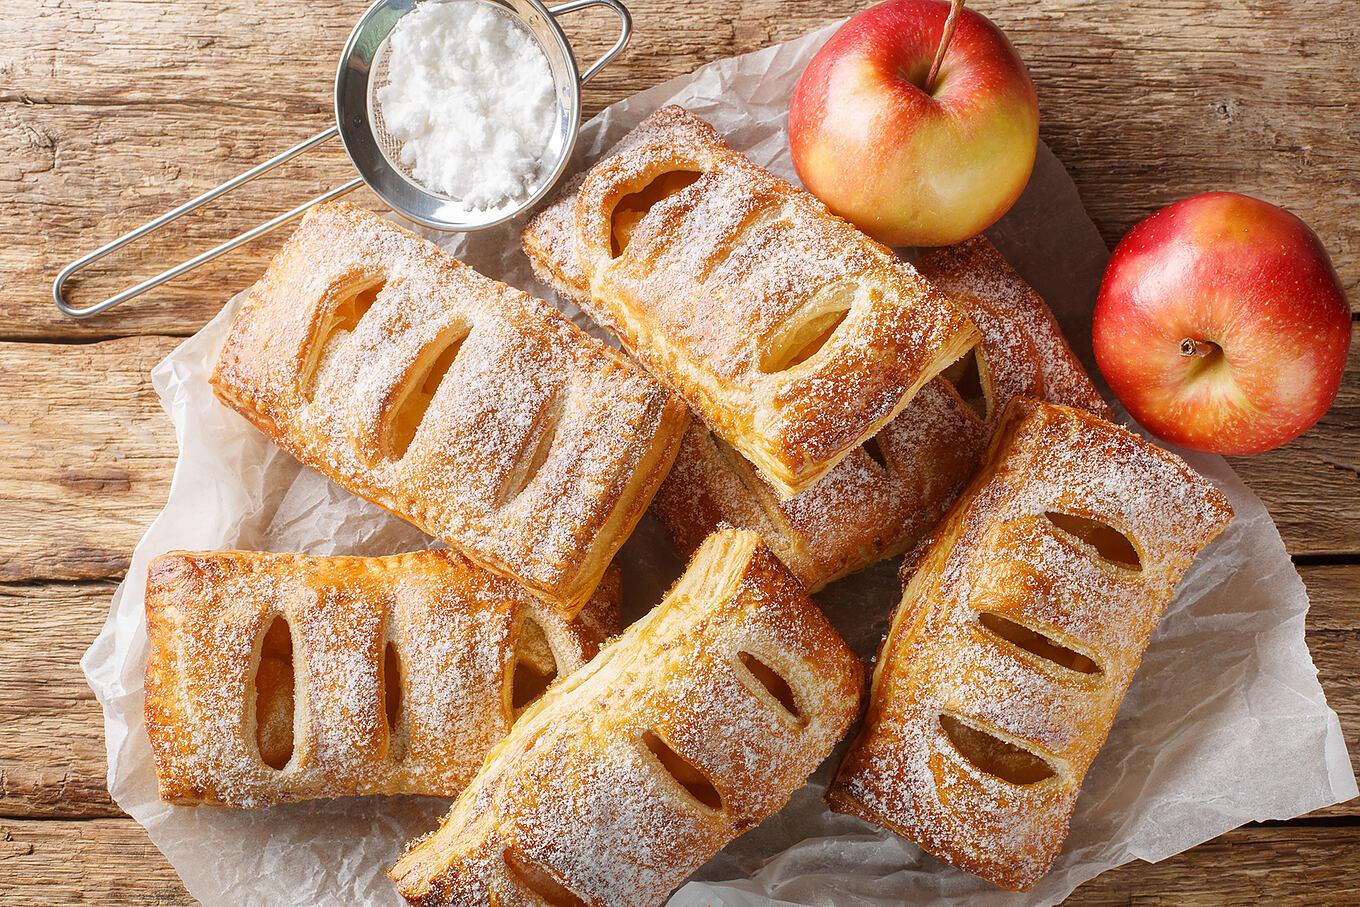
[[141, 106, 1233, 903]]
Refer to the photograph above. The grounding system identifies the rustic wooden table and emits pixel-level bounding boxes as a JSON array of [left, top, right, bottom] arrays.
[[2, 0, 1356, 903]]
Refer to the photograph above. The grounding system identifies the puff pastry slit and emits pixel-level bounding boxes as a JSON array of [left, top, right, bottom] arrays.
[[522, 106, 980, 498], [826, 399, 1233, 890], [143, 548, 620, 808], [210, 201, 689, 616], [651, 236, 1110, 592], [388, 526, 865, 906]]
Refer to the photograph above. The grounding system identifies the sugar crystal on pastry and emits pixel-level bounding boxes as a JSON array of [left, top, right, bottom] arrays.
[[651, 235, 1110, 592], [143, 548, 621, 809], [388, 526, 864, 906], [827, 398, 1234, 891], [210, 201, 689, 616], [523, 105, 981, 499]]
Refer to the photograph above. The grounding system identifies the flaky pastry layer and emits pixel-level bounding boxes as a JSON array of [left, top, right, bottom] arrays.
[[652, 236, 1110, 592], [211, 201, 689, 616], [827, 399, 1233, 890], [522, 105, 979, 498], [144, 548, 620, 808], [388, 527, 864, 906]]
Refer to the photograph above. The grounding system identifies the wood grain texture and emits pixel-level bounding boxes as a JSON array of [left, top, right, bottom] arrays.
[[0, 336, 177, 582], [2, 566, 1355, 823], [1, 818, 1356, 906], [1225, 323, 1360, 557], [4, 0, 1355, 339], [1001, 2, 1360, 286], [0, 818, 189, 906], [1064, 824, 1360, 906], [0, 582, 119, 819]]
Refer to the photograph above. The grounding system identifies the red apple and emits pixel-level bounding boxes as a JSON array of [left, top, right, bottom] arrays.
[[1093, 192, 1351, 455], [789, 0, 1039, 248]]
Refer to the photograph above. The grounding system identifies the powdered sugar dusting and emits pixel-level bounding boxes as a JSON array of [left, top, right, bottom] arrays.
[[918, 236, 1110, 420], [375, 0, 556, 210], [389, 529, 864, 905], [210, 201, 686, 613], [143, 548, 619, 809], [829, 400, 1232, 889], [525, 105, 977, 496], [651, 235, 1107, 593]]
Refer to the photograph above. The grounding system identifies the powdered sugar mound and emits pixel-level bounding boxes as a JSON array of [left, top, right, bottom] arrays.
[[377, 0, 556, 211]]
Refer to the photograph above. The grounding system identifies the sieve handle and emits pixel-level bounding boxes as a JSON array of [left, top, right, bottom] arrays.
[[53, 126, 362, 318], [549, 0, 633, 84]]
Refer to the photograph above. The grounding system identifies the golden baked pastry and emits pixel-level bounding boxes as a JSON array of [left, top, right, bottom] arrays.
[[388, 526, 865, 906], [522, 105, 979, 498], [211, 201, 689, 617], [826, 398, 1234, 890], [143, 548, 621, 808], [652, 236, 1110, 592]]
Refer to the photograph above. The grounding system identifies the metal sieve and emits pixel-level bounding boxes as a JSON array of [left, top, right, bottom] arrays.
[[53, 0, 631, 317]]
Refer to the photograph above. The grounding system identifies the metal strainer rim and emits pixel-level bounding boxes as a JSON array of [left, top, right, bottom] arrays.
[[334, 0, 586, 232]]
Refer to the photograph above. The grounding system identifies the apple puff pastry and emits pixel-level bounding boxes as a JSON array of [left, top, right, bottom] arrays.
[[388, 526, 864, 906], [211, 201, 688, 617], [827, 398, 1233, 890], [143, 548, 620, 808], [522, 105, 979, 498], [652, 236, 1110, 592]]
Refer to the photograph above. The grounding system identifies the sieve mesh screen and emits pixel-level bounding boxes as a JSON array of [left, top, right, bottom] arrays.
[[367, 34, 455, 199], [357, 0, 577, 224]]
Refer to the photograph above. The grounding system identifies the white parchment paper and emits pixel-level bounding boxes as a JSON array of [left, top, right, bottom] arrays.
[[83, 21, 1356, 906]]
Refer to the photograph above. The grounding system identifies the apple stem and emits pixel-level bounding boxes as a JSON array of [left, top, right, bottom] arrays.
[[1180, 338, 1218, 358], [926, 0, 966, 95]]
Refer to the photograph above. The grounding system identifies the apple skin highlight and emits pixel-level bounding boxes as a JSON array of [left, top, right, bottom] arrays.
[[789, 0, 1039, 248], [1093, 192, 1351, 455]]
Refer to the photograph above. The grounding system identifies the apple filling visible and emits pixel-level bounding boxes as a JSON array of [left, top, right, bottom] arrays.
[[940, 713, 1056, 786], [253, 614, 296, 771], [737, 650, 803, 722], [758, 281, 855, 374], [385, 324, 470, 461], [1045, 511, 1142, 571], [510, 618, 559, 714], [304, 275, 385, 402], [977, 611, 1102, 675], [382, 641, 406, 763], [609, 169, 703, 256], [940, 346, 988, 420], [640, 728, 724, 811], [503, 848, 589, 907]]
